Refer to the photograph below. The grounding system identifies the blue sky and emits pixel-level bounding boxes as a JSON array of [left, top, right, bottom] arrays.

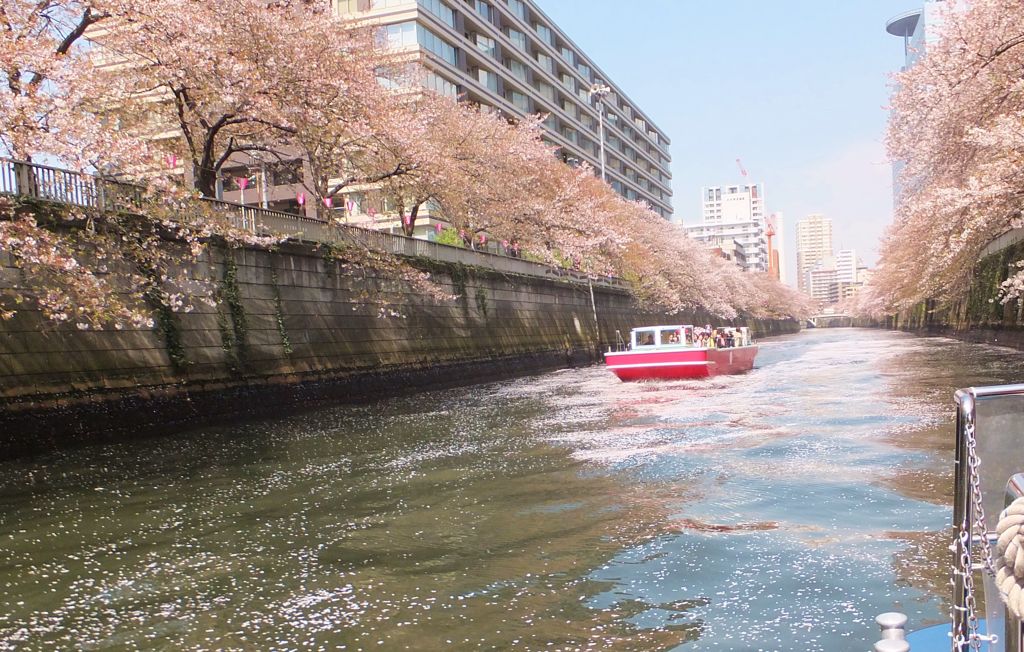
[[539, 0, 921, 283]]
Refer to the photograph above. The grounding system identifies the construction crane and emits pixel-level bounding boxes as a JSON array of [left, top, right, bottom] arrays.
[[735, 158, 748, 179], [737, 158, 780, 280]]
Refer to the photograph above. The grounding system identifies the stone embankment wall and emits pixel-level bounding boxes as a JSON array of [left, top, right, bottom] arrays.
[[0, 241, 798, 456], [885, 234, 1024, 349]]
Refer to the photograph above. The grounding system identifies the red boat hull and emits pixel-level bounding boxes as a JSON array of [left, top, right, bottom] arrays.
[[604, 346, 758, 382]]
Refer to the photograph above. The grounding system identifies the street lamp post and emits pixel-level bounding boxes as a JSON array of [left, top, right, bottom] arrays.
[[588, 83, 611, 182]]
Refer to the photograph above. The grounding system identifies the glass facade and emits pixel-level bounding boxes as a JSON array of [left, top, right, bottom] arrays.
[[477, 68, 498, 92], [342, 0, 674, 218], [417, 0, 454, 27], [417, 25, 457, 65], [382, 21, 417, 48], [506, 0, 527, 21], [507, 28, 527, 52], [425, 71, 457, 97], [535, 24, 554, 46], [475, 34, 496, 59]]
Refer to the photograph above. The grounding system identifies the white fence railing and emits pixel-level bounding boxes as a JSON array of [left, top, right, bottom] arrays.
[[0, 158, 626, 290]]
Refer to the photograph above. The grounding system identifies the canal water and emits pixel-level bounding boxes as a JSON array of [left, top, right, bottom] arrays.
[[1, 329, 1022, 651]]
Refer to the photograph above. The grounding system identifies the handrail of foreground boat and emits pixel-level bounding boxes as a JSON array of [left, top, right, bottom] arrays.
[[953, 385, 1024, 651], [874, 383, 1024, 651]]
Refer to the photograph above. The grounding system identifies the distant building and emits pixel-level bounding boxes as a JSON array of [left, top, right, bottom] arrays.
[[886, 1, 948, 70], [795, 213, 833, 294], [338, 0, 673, 221], [887, 1, 953, 202], [805, 248, 867, 307], [835, 249, 859, 284], [685, 183, 768, 272], [809, 262, 839, 305]]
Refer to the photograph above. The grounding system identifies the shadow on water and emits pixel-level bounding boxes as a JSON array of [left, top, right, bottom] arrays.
[[1, 329, 1023, 650]]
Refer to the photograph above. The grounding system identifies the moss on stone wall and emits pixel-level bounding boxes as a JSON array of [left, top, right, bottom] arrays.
[[217, 250, 249, 374], [270, 267, 293, 355]]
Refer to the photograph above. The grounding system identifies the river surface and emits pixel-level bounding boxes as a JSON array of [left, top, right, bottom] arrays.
[[2, 329, 1023, 651]]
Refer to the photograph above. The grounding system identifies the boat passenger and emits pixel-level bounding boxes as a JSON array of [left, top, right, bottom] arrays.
[[668, 332, 680, 344]]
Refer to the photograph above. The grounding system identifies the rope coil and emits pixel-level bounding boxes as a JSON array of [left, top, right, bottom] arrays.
[[994, 497, 1024, 620]]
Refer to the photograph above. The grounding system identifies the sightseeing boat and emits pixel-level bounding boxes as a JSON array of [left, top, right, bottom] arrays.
[[604, 325, 758, 382]]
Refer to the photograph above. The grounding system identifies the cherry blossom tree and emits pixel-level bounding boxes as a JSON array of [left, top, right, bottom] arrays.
[[870, 0, 1024, 313], [0, 0, 146, 168]]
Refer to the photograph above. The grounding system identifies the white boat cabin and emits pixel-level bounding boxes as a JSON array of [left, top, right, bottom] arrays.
[[630, 325, 751, 350]]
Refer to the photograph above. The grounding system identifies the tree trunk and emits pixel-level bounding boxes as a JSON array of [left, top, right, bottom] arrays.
[[402, 202, 421, 237]]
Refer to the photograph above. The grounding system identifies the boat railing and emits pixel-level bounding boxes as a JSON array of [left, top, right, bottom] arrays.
[[612, 329, 626, 352], [951, 384, 1024, 651]]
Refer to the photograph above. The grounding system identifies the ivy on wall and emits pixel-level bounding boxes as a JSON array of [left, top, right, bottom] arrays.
[[966, 240, 1024, 325], [217, 250, 249, 374], [270, 267, 292, 355]]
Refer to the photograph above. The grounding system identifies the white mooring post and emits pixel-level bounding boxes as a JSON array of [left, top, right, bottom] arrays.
[[873, 612, 910, 652]]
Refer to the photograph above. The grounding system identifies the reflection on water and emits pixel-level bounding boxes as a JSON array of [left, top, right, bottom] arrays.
[[1, 329, 1023, 650]]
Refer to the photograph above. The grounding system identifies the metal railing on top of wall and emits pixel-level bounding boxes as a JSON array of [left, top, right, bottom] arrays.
[[0, 158, 626, 290]]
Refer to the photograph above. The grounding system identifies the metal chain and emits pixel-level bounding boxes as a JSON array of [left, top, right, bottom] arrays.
[[955, 417, 998, 650], [966, 420, 996, 575]]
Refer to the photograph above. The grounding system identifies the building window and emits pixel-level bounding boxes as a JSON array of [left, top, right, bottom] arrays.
[[507, 90, 530, 111], [535, 24, 554, 46], [506, 57, 528, 82], [475, 34, 496, 58], [474, 0, 494, 22], [536, 81, 555, 101], [559, 46, 573, 65], [506, 0, 527, 21], [507, 28, 527, 52], [477, 68, 498, 92], [417, 25, 457, 64], [417, 0, 454, 27], [382, 21, 417, 48], [536, 52, 554, 74], [576, 62, 590, 80], [340, 0, 413, 10], [560, 98, 577, 118], [559, 73, 574, 92], [425, 71, 458, 97]]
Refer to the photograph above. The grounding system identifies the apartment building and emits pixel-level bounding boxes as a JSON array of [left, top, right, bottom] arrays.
[[795, 213, 833, 294], [684, 183, 768, 273], [337, 0, 674, 221]]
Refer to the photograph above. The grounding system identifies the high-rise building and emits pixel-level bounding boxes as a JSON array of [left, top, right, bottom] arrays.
[[337, 0, 673, 219], [835, 249, 860, 285], [795, 213, 833, 294], [685, 183, 768, 272], [887, 1, 951, 201], [886, 1, 947, 70]]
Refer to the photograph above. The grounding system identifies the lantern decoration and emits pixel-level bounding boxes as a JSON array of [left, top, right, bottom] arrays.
[[164, 153, 178, 169], [402, 214, 411, 226], [478, 234, 487, 245], [236, 176, 250, 190], [296, 192, 306, 207], [323, 196, 333, 208], [435, 223, 444, 234], [346, 200, 355, 214]]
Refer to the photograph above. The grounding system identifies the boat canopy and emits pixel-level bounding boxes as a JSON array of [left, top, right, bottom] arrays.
[[631, 325, 693, 349], [630, 325, 751, 349]]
